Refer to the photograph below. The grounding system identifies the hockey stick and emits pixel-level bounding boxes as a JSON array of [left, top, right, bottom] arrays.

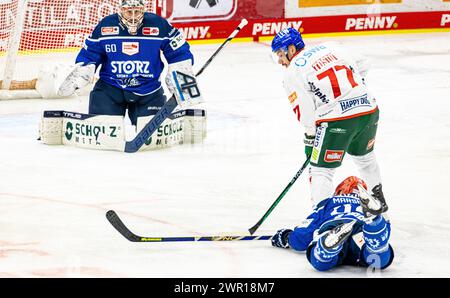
[[248, 157, 311, 235], [106, 210, 272, 242], [124, 19, 249, 153], [195, 19, 248, 77]]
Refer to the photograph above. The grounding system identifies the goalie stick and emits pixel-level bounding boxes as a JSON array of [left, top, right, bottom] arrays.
[[106, 210, 271, 242], [124, 19, 249, 153]]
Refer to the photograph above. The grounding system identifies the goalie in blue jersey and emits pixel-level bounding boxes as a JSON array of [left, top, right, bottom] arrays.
[[57, 0, 200, 126], [271, 176, 394, 271]]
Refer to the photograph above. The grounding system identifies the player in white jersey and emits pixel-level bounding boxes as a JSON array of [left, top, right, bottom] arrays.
[[271, 28, 388, 210]]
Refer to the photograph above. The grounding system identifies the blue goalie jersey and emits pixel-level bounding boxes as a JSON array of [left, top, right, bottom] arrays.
[[76, 12, 193, 95]]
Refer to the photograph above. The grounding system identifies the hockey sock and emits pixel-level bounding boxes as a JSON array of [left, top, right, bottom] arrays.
[[351, 151, 382, 191], [309, 238, 342, 271], [309, 166, 335, 206], [362, 215, 393, 269]]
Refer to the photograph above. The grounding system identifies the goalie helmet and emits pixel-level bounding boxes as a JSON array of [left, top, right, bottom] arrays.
[[119, 0, 146, 35], [335, 176, 368, 196], [271, 28, 305, 54]]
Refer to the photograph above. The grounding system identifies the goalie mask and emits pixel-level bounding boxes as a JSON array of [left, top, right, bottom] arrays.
[[119, 0, 146, 35], [335, 176, 368, 196]]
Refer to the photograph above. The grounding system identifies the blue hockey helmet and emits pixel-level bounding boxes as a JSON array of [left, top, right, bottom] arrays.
[[271, 28, 305, 54]]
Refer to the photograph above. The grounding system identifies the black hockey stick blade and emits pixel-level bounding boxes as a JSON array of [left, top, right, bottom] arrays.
[[106, 210, 142, 242], [248, 224, 261, 236]]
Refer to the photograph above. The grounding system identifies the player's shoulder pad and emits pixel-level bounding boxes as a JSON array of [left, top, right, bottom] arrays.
[[140, 12, 175, 38], [91, 14, 122, 39], [141, 13, 184, 40]]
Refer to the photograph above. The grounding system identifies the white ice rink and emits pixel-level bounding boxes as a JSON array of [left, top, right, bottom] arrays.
[[0, 32, 449, 277]]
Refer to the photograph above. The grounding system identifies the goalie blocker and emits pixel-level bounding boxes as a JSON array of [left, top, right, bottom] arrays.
[[39, 109, 206, 152], [165, 60, 204, 109]]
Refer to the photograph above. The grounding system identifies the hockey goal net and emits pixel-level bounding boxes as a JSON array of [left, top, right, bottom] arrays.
[[0, 0, 157, 98]]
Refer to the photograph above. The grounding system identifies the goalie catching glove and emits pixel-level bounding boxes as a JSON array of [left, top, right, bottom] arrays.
[[57, 63, 96, 97], [165, 59, 204, 109]]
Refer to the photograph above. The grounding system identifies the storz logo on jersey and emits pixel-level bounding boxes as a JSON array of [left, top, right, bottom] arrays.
[[122, 42, 139, 56], [111, 61, 150, 75], [339, 95, 371, 114], [101, 27, 119, 36], [143, 27, 160, 36]]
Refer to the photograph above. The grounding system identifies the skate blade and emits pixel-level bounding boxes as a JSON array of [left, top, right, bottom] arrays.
[[323, 220, 356, 249], [357, 184, 382, 214]]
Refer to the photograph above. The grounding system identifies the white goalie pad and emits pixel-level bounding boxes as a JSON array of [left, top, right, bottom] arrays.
[[39, 109, 206, 152], [137, 109, 207, 151], [39, 111, 125, 151], [165, 60, 204, 109], [39, 111, 64, 144]]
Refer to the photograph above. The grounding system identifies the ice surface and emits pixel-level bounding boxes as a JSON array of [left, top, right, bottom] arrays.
[[0, 33, 449, 277]]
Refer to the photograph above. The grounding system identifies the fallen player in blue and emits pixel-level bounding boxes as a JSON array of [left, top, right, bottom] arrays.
[[271, 176, 394, 271]]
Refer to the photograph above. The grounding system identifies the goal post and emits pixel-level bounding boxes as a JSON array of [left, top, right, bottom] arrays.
[[1, 0, 29, 90], [0, 0, 157, 98]]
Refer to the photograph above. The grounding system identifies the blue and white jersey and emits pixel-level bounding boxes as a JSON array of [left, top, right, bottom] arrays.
[[76, 13, 193, 95], [288, 194, 366, 252]]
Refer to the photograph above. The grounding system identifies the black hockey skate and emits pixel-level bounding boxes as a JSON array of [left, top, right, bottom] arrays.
[[322, 220, 357, 250], [357, 184, 387, 218], [372, 184, 388, 213]]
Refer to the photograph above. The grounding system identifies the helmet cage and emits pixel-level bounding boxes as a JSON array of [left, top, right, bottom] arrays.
[[119, 0, 146, 35]]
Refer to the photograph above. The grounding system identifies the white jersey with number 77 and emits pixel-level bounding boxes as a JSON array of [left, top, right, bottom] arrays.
[[283, 42, 378, 136]]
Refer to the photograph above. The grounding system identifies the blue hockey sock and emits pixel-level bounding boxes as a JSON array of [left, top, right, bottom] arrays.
[[309, 238, 342, 271], [363, 215, 390, 253], [363, 244, 393, 270], [362, 215, 394, 269]]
